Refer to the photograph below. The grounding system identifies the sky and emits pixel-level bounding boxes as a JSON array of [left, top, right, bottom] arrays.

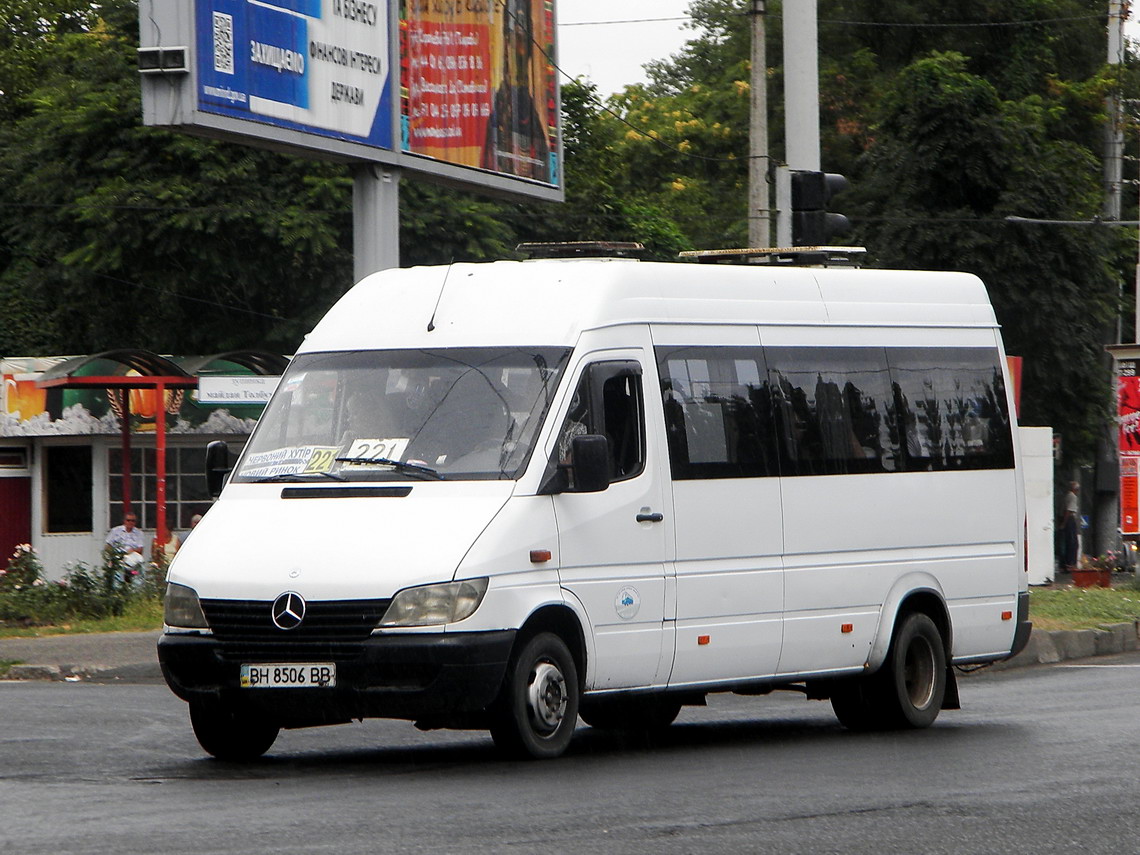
[[556, 0, 695, 96], [559, 4, 1140, 97]]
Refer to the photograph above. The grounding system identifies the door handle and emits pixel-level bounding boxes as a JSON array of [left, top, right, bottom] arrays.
[[636, 511, 664, 523]]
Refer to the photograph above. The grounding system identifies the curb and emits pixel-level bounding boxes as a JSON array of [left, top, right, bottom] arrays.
[[987, 621, 1140, 671], [3, 662, 164, 683]]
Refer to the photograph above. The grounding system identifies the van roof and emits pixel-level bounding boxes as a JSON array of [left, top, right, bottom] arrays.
[[298, 259, 998, 353]]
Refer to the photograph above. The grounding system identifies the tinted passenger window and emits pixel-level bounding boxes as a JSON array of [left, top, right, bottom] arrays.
[[656, 347, 777, 479], [887, 348, 1013, 470], [766, 347, 896, 476]]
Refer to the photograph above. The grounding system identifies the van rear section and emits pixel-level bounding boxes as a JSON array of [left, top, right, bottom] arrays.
[[159, 257, 1029, 760]]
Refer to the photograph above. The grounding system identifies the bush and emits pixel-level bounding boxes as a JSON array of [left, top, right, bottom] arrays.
[[0, 544, 165, 627]]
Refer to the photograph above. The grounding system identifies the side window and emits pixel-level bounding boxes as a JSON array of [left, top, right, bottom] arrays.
[[766, 346, 897, 476], [555, 361, 645, 484], [887, 347, 1014, 471], [46, 446, 92, 533], [655, 346, 777, 479]]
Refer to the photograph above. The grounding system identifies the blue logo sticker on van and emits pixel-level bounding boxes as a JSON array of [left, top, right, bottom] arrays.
[[615, 586, 640, 620]]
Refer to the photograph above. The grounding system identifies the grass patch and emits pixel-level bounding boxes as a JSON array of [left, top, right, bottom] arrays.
[[0, 598, 163, 639], [0, 660, 19, 676], [1029, 581, 1140, 631]]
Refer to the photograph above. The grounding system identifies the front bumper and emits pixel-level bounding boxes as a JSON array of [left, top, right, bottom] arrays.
[[158, 630, 516, 727]]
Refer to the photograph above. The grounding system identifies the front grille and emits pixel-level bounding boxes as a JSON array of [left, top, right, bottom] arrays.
[[200, 598, 391, 661]]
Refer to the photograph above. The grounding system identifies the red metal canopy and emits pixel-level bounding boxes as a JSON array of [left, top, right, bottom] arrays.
[[36, 349, 282, 550]]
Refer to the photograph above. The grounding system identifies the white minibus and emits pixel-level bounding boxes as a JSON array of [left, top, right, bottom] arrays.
[[159, 252, 1031, 760]]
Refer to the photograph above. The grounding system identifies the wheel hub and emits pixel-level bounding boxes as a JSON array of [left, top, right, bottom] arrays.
[[527, 660, 567, 732], [903, 636, 936, 710]]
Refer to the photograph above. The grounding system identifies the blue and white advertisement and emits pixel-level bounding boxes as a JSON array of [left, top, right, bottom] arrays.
[[195, 0, 393, 150]]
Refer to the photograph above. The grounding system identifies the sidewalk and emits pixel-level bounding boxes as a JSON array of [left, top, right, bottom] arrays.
[[0, 619, 1136, 682], [0, 630, 163, 682]]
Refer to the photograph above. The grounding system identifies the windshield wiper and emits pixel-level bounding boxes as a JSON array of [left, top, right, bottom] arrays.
[[252, 470, 346, 483], [335, 456, 443, 480]]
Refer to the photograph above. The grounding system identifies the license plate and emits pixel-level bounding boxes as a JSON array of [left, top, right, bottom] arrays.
[[240, 663, 336, 688]]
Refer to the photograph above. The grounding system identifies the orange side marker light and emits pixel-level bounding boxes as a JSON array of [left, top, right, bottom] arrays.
[[530, 549, 552, 563], [697, 635, 710, 646], [1001, 611, 1012, 621], [841, 623, 854, 634]]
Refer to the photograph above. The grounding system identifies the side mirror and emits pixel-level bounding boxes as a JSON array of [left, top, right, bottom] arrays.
[[205, 440, 232, 498], [570, 434, 611, 493]]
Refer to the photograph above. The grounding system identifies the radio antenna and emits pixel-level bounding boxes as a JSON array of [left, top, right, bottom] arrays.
[[426, 261, 454, 332]]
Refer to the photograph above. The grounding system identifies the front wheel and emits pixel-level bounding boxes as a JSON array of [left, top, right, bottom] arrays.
[[189, 702, 280, 761], [489, 632, 579, 759]]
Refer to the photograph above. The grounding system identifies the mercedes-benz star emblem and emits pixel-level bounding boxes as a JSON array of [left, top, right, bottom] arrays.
[[271, 591, 306, 630]]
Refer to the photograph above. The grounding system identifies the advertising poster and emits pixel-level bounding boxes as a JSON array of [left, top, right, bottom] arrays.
[[1122, 456, 1139, 536], [195, 0, 393, 149], [1118, 359, 1140, 535], [400, 0, 559, 185], [1118, 360, 1140, 453]]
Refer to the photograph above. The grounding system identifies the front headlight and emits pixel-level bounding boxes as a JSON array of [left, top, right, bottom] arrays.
[[379, 578, 489, 627], [164, 583, 209, 629]]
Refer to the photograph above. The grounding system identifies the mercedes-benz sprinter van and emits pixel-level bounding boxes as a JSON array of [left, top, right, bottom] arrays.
[[159, 253, 1031, 760]]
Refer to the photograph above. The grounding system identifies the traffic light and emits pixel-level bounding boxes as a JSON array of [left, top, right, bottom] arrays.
[[790, 171, 850, 246]]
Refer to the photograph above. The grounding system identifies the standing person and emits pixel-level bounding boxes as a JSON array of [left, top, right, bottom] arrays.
[[180, 513, 203, 545], [1061, 481, 1080, 573], [106, 511, 146, 580]]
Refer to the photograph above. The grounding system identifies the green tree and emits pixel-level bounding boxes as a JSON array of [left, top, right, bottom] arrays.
[[506, 80, 693, 259]]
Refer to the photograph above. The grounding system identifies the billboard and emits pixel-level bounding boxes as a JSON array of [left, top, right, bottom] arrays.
[[195, 0, 393, 150], [400, 0, 558, 184], [139, 0, 562, 201]]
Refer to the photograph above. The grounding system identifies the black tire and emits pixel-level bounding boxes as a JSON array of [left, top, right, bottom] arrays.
[[829, 678, 881, 731], [489, 632, 579, 759], [579, 696, 682, 731], [189, 702, 280, 761], [831, 611, 947, 731]]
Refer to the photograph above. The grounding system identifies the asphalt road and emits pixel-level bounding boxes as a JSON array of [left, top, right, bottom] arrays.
[[1, 653, 1138, 855]]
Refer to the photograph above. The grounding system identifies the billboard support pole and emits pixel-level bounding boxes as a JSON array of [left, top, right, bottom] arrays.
[[353, 164, 401, 281]]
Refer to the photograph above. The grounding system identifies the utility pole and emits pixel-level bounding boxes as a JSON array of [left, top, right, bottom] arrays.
[[748, 0, 770, 247], [1095, 0, 1127, 559], [1106, 0, 1125, 223]]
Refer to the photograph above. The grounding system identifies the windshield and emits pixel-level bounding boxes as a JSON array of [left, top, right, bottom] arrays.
[[233, 347, 570, 482]]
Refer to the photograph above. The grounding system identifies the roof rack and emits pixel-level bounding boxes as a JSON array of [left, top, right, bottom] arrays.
[[679, 246, 867, 267], [516, 241, 646, 259]]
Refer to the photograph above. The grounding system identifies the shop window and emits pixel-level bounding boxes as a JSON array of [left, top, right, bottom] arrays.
[[107, 447, 212, 534], [46, 446, 92, 533]]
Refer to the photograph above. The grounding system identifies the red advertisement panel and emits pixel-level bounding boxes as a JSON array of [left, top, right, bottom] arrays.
[[400, 0, 557, 183], [1122, 457, 1139, 535], [1119, 362, 1140, 454]]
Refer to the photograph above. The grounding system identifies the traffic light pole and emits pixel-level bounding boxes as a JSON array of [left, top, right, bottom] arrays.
[[783, 0, 820, 172], [778, 0, 820, 245]]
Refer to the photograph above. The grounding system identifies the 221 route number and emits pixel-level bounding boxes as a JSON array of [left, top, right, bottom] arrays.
[[240, 663, 336, 688]]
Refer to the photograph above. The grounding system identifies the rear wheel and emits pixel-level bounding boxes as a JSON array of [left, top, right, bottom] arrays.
[[489, 632, 579, 759], [831, 612, 947, 731], [189, 702, 280, 761]]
